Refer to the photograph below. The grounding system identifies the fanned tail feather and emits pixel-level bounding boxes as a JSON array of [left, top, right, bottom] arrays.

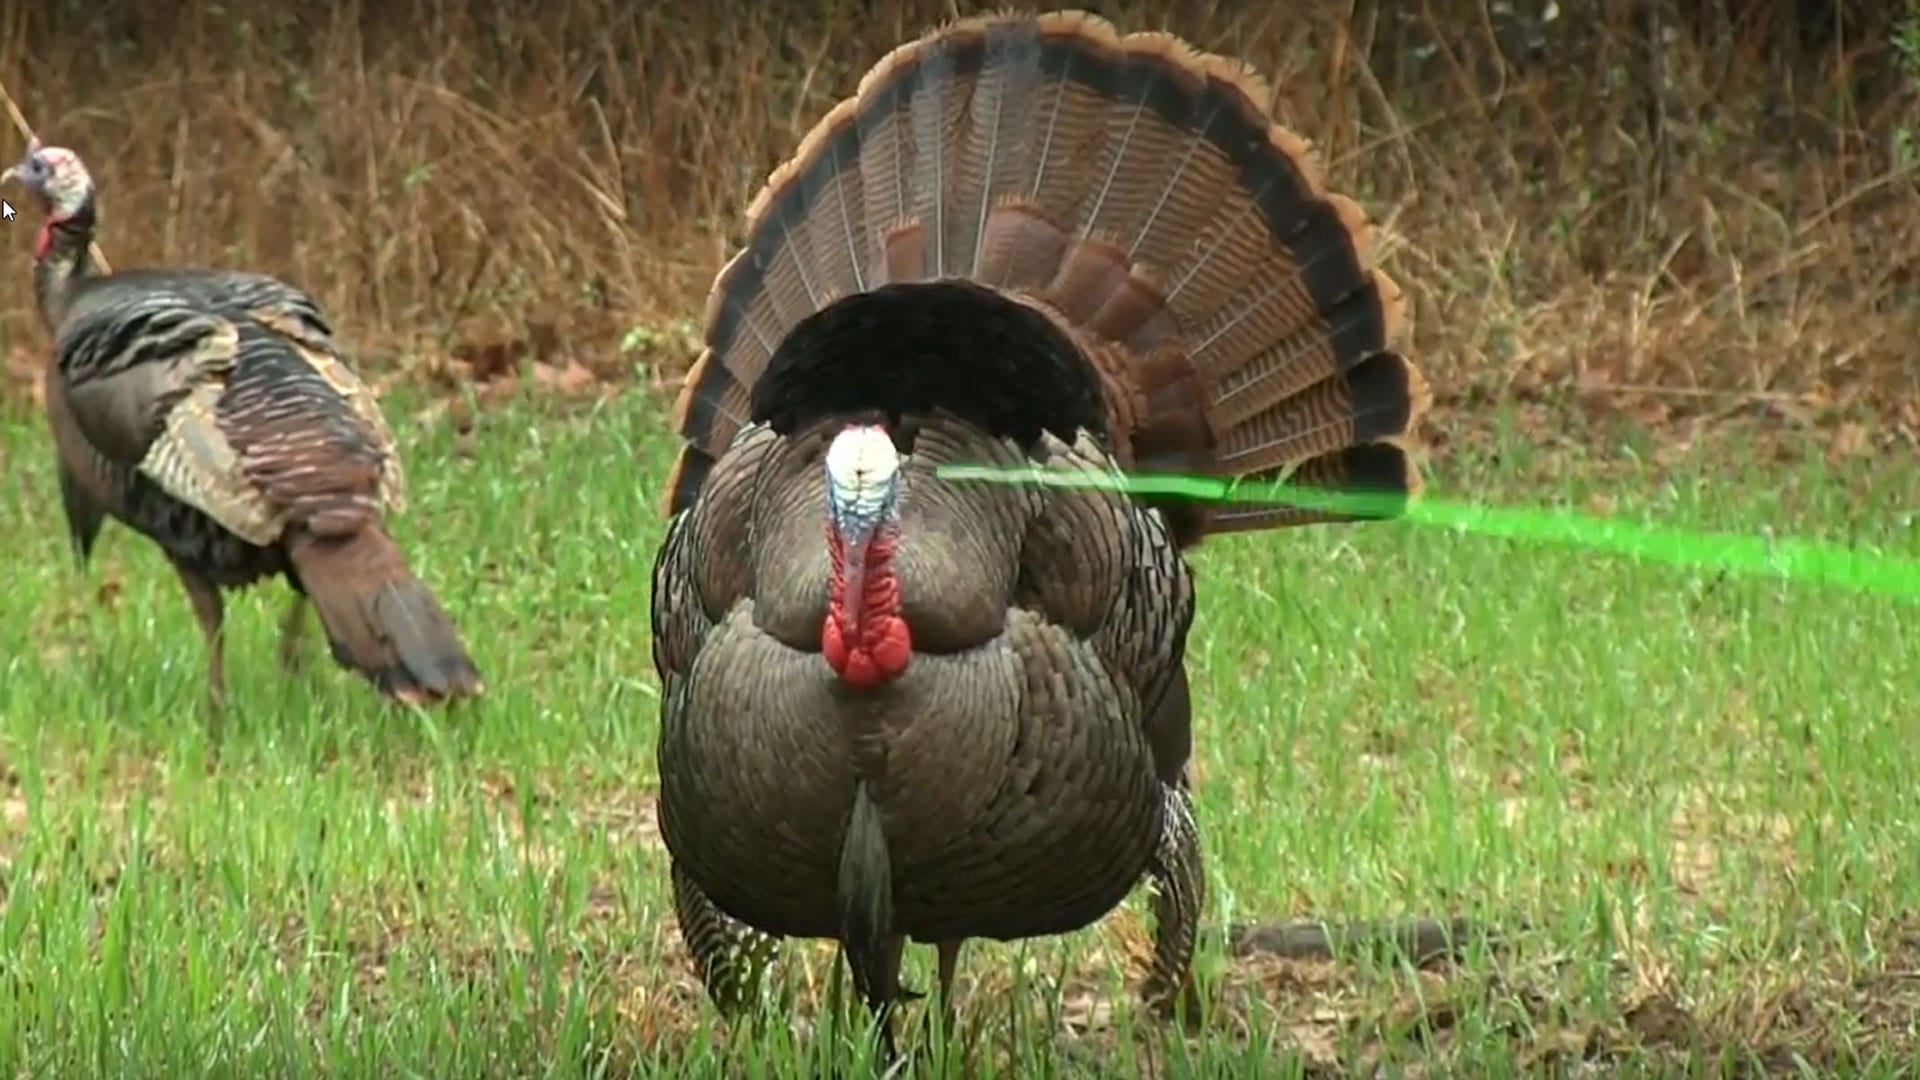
[[666, 10, 1432, 545]]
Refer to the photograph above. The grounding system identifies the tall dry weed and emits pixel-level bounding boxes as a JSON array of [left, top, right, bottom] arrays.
[[0, 0, 1911, 434]]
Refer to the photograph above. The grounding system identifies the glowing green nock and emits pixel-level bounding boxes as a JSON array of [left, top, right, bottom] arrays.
[[934, 463, 1920, 601]]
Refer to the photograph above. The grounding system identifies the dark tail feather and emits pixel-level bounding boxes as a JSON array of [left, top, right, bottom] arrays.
[[837, 780, 896, 1008], [664, 10, 1431, 547], [285, 526, 484, 704]]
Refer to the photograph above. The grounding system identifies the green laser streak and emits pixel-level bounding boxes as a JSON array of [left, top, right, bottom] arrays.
[[935, 463, 1920, 600]]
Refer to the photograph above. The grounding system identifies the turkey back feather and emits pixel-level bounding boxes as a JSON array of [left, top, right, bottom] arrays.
[[52, 271, 477, 704], [667, 9, 1432, 545]]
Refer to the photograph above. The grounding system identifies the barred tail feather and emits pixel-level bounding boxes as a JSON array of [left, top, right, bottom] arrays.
[[666, 10, 1431, 545]]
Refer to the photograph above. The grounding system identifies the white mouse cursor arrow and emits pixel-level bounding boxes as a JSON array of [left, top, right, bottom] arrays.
[[1, 200, 13, 221]]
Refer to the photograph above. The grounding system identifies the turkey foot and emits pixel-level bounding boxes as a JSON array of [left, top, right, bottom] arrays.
[[904, 939, 965, 1049], [1142, 780, 1205, 1022], [278, 593, 312, 675], [932, 939, 962, 1032], [173, 561, 227, 733], [669, 858, 781, 1016], [840, 934, 911, 1061]]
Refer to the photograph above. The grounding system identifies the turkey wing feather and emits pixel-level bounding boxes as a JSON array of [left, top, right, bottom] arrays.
[[51, 274, 405, 547]]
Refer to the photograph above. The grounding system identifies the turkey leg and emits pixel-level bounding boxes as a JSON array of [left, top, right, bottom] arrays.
[[171, 561, 226, 724], [908, 938, 964, 1043], [935, 939, 962, 1012], [669, 857, 781, 1016], [277, 592, 312, 675], [1142, 779, 1205, 1020], [847, 933, 910, 1060]]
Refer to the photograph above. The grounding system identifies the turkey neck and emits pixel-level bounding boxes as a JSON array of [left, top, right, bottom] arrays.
[[827, 517, 900, 637], [822, 512, 911, 690], [32, 200, 100, 332]]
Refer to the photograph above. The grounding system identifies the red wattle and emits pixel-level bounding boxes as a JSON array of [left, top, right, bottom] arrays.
[[820, 611, 912, 690], [822, 522, 912, 689], [821, 613, 848, 670], [864, 616, 913, 678]]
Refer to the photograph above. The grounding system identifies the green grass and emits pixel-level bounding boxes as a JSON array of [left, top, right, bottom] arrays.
[[0, 388, 1914, 1077]]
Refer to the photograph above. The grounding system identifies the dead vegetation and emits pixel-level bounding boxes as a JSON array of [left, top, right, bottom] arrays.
[[0, 0, 1913, 452]]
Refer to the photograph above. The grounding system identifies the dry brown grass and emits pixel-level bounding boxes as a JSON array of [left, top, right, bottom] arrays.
[[0, 0, 1915, 440]]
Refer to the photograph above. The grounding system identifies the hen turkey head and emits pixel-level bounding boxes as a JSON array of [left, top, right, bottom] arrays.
[[821, 424, 911, 690], [1, 138, 94, 258]]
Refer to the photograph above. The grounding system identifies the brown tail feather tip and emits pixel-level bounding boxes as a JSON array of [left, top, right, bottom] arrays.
[[666, 8, 1429, 532], [287, 528, 484, 705]]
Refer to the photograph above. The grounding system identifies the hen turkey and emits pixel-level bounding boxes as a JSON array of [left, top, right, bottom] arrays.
[[5, 139, 484, 717], [650, 9, 1431, 1035]]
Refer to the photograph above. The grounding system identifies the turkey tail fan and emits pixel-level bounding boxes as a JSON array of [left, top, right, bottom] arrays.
[[664, 10, 1431, 545]]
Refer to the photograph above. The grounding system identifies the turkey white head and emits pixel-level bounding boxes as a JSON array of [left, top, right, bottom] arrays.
[[821, 423, 909, 689], [2, 139, 94, 255]]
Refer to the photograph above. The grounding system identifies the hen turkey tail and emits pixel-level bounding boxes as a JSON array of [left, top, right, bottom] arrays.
[[285, 526, 485, 705], [666, 9, 1430, 544]]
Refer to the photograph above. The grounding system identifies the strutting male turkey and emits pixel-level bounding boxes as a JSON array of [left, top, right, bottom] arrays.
[[650, 9, 1432, 1038], [4, 138, 484, 717]]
